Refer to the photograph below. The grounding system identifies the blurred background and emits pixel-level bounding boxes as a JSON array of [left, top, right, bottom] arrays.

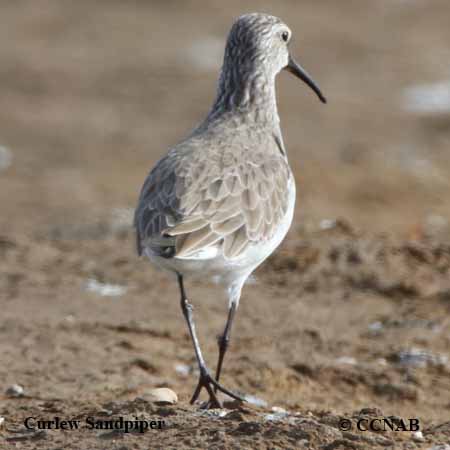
[[1, 1, 450, 447], [1, 0, 450, 236]]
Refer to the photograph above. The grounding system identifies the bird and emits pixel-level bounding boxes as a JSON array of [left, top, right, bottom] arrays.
[[134, 12, 326, 408]]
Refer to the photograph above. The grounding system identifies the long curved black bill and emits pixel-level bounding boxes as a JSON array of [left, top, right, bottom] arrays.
[[286, 56, 327, 104]]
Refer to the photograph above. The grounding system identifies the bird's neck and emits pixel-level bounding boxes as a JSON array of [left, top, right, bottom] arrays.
[[207, 67, 280, 127]]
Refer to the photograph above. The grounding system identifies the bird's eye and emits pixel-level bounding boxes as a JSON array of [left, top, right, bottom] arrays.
[[281, 31, 290, 42]]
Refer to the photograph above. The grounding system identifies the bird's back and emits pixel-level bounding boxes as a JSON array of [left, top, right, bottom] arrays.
[[134, 124, 293, 264]]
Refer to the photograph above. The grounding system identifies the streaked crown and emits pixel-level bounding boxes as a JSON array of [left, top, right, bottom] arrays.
[[223, 13, 292, 79]]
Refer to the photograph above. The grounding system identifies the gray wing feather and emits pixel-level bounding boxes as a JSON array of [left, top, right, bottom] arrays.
[[135, 146, 291, 260]]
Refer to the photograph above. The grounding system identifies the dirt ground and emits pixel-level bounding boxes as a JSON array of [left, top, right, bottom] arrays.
[[1, 1, 450, 449]]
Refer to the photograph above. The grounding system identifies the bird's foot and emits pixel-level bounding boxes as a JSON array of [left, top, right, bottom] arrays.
[[190, 367, 245, 409]]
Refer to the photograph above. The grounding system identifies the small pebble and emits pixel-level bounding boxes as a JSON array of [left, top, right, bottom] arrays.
[[143, 388, 177, 405], [376, 358, 388, 366], [0, 416, 5, 428], [64, 314, 76, 324], [6, 384, 24, 397], [412, 430, 424, 441], [271, 406, 287, 414], [199, 409, 228, 418], [85, 278, 127, 297], [335, 356, 357, 365], [368, 321, 384, 332], [319, 219, 337, 230], [174, 363, 191, 377], [265, 406, 289, 421]]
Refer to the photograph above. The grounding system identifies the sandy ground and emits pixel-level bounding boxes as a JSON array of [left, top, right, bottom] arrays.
[[1, 1, 450, 449]]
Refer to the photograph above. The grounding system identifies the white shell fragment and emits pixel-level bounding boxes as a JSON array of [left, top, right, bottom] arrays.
[[174, 363, 191, 377], [319, 219, 337, 230], [144, 388, 178, 405], [85, 278, 126, 297], [412, 430, 424, 441], [198, 409, 229, 418], [265, 406, 289, 422], [5, 384, 24, 397], [335, 356, 357, 365]]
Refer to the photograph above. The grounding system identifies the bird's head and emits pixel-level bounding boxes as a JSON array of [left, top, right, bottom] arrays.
[[223, 13, 326, 103]]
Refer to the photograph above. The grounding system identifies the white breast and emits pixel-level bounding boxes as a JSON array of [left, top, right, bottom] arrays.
[[236, 177, 296, 271]]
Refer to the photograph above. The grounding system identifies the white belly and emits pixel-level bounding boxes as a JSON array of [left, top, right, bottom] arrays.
[[145, 177, 296, 286]]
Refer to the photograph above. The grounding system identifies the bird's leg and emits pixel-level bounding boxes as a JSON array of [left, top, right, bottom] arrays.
[[214, 302, 237, 388], [212, 279, 245, 393], [177, 274, 244, 408]]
